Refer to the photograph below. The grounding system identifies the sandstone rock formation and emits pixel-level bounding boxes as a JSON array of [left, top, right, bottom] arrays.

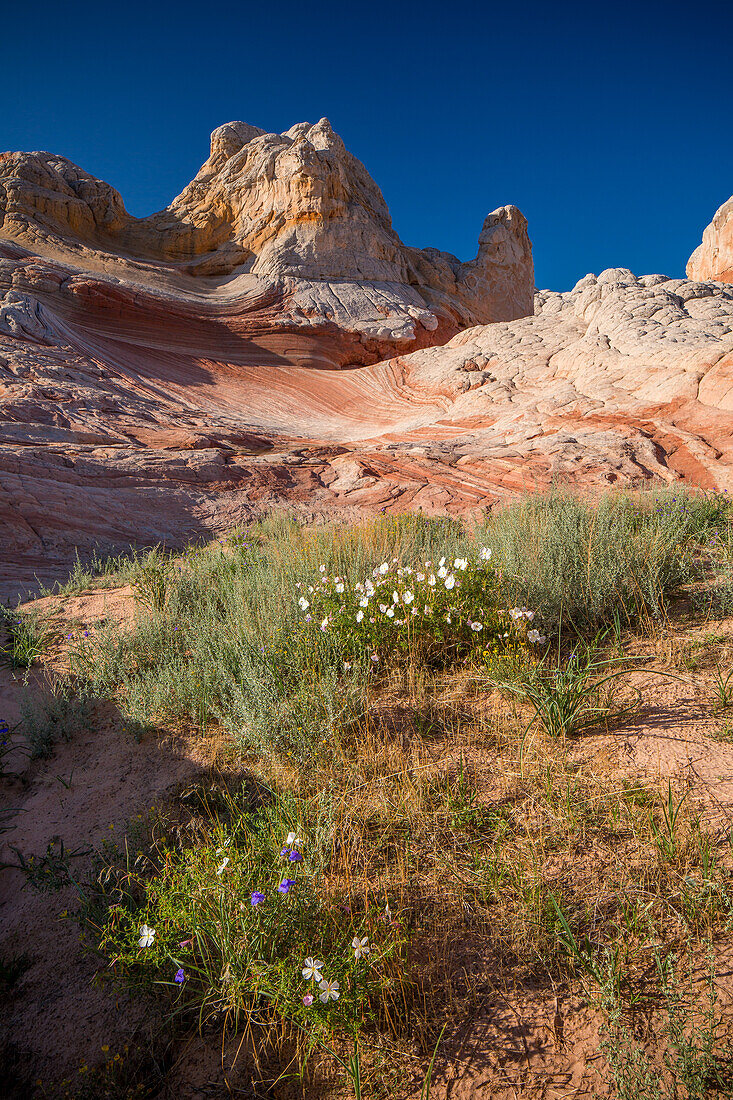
[[3, 252, 733, 598], [0, 119, 534, 368], [688, 196, 733, 284], [3, 121, 733, 600]]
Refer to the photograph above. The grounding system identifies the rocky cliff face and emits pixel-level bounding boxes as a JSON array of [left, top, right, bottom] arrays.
[[687, 196, 733, 284], [0, 119, 534, 366]]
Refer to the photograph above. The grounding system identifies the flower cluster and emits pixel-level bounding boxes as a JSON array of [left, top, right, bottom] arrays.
[[130, 823, 380, 1024], [296, 549, 543, 662], [301, 934, 370, 1005]]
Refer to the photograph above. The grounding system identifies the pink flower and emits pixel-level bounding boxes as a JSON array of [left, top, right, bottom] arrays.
[[303, 993, 314, 1006]]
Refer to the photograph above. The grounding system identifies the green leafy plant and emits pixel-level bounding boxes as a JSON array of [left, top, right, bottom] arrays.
[[649, 781, 688, 863], [4, 836, 88, 892], [484, 631, 639, 740], [83, 792, 408, 1072], [711, 664, 733, 709], [1, 610, 54, 668]]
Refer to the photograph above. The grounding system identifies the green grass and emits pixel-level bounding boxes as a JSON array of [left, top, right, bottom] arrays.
[[59, 490, 726, 761], [1, 608, 55, 668]]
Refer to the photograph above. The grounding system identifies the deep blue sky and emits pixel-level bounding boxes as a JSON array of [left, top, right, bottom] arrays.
[[3, 0, 731, 289]]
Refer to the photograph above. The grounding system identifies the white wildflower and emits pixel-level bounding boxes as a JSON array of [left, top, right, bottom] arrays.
[[352, 936, 370, 960], [302, 957, 323, 982], [428, 575, 436, 587], [216, 857, 229, 875], [454, 558, 468, 570], [356, 610, 364, 622], [386, 607, 395, 618], [321, 617, 329, 631], [138, 925, 155, 948], [393, 590, 399, 603], [335, 582, 345, 594], [479, 547, 492, 561], [403, 591, 414, 604], [378, 562, 389, 574], [416, 572, 425, 582], [298, 596, 309, 611], [286, 832, 303, 847], [437, 565, 448, 579], [527, 629, 547, 645], [444, 575, 456, 590], [359, 597, 369, 607], [318, 978, 340, 1002]]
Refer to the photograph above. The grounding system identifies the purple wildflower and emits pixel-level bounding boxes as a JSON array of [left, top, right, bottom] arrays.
[[303, 993, 314, 1006], [251, 891, 266, 906], [288, 851, 303, 863], [277, 879, 296, 894], [174, 968, 185, 984]]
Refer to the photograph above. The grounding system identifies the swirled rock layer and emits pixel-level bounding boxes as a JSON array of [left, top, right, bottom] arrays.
[[2, 124, 733, 598], [3, 256, 733, 597], [0, 118, 534, 367]]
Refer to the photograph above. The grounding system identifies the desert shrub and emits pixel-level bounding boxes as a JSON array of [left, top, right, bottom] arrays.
[[67, 515, 492, 754], [19, 681, 91, 759], [298, 549, 542, 667], [476, 487, 724, 629]]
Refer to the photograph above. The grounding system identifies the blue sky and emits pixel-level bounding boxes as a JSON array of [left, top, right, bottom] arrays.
[[3, 0, 731, 289]]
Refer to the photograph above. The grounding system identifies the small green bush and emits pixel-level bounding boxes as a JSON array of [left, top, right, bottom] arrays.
[[299, 550, 539, 666], [476, 487, 724, 629], [84, 793, 407, 1052]]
